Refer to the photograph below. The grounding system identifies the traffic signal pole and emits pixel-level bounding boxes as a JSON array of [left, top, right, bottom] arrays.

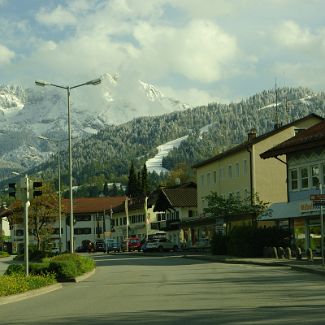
[[24, 175, 30, 276]]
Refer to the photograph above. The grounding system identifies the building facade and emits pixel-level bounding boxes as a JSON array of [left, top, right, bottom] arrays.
[[192, 114, 323, 235], [260, 119, 325, 253]]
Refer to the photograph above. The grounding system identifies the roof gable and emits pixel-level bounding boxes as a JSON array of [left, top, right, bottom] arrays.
[[261, 119, 325, 158], [192, 113, 323, 168]]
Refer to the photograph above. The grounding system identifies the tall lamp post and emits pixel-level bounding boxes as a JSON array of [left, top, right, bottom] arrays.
[[35, 78, 101, 252]]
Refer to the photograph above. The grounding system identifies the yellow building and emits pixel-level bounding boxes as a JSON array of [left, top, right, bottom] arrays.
[[192, 114, 323, 234]]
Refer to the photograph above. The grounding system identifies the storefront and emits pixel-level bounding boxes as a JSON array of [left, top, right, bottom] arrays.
[[259, 200, 323, 253]]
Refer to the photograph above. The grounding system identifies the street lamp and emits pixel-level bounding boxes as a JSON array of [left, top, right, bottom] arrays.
[[35, 78, 101, 252]]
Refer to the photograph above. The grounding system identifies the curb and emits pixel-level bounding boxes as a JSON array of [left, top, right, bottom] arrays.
[[74, 268, 96, 283], [0, 283, 62, 306], [182, 254, 325, 276]]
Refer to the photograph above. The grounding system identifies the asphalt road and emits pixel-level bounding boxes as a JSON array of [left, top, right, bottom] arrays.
[[1, 254, 325, 324]]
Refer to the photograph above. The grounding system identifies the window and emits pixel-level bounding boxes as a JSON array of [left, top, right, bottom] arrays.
[[235, 163, 240, 177], [207, 173, 211, 186], [290, 169, 298, 190], [74, 228, 91, 235], [311, 165, 320, 187], [75, 215, 91, 222], [300, 167, 309, 189], [15, 229, 24, 236], [213, 171, 217, 184], [228, 165, 232, 178], [243, 160, 247, 175]]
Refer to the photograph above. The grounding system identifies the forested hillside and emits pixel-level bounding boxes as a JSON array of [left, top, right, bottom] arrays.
[[32, 86, 325, 194]]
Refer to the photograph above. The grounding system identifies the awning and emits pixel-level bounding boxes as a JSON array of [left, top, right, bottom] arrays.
[[258, 200, 321, 221]]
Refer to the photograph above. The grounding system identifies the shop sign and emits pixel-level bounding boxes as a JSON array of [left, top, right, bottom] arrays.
[[299, 201, 319, 213], [310, 194, 325, 207]]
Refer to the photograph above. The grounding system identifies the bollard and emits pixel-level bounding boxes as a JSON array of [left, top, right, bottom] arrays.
[[306, 248, 313, 261], [277, 247, 285, 259], [296, 247, 302, 260], [285, 247, 292, 259], [272, 247, 278, 259]]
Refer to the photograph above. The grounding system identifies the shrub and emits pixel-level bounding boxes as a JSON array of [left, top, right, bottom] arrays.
[[227, 225, 291, 257], [0, 251, 10, 258], [48, 253, 95, 281], [30, 262, 51, 276], [5, 264, 25, 275], [210, 233, 228, 255]]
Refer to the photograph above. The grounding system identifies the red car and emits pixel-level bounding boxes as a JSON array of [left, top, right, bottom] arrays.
[[122, 237, 141, 251]]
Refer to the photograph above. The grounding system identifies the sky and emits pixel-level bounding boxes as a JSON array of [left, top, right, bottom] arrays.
[[1, 0, 325, 107]]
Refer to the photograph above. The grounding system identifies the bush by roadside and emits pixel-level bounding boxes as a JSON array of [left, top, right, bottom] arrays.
[[0, 251, 10, 258], [1, 253, 95, 297], [211, 225, 290, 257], [0, 274, 56, 297], [8, 253, 95, 281]]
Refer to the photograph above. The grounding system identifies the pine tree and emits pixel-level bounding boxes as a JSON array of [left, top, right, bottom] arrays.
[[103, 182, 109, 197], [141, 163, 148, 195], [127, 162, 137, 197]]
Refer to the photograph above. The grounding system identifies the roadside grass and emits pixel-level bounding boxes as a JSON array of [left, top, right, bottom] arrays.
[[0, 274, 56, 297]]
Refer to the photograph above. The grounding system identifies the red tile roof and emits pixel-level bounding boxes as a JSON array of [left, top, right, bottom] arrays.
[[260, 120, 325, 159], [62, 196, 126, 214]]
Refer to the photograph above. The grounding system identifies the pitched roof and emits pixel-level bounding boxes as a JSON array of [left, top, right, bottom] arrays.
[[192, 113, 323, 168], [162, 187, 197, 207], [154, 185, 197, 211], [62, 196, 126, 214], [260, 119, 325, 159]]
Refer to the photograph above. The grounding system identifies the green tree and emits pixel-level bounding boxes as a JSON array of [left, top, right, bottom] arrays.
[[9, 183, 61, 251], [204, 192, 269, 235]]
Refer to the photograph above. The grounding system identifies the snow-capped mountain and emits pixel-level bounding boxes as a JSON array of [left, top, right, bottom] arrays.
[[0, 73, 189, 178]]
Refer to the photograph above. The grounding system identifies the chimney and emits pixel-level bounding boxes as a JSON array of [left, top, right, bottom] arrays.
[[248, 128, 257, 142]]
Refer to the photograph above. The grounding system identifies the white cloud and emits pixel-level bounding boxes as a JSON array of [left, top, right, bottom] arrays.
[[161, 86, 229, 106], [0, 44, 15, 64], [36, 5, 77, 29], [274, 21, 317, 49], [133, 20, 241, 83]]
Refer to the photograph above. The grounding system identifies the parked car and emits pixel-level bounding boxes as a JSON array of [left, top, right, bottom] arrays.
[[95, 239, 106, 252], [144, 238, 178, 252], [106, 239, 121, 253], [121, 237, 142, 252]]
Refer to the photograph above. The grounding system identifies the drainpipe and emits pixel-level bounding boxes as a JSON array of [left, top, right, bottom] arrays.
[[246, 144, 255, 206]]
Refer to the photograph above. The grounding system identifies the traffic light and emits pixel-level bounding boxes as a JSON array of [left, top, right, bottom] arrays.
[[32, 181, 42, 197], [8, 183, 16, 197]]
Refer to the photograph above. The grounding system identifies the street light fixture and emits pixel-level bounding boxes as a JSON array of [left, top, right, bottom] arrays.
[[35, 77, 101, 252]]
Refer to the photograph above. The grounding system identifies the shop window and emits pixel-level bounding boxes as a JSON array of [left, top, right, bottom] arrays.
[[300, 167, 309, 189], [290, 169, 298, 190], [311, 165, 320, 187]]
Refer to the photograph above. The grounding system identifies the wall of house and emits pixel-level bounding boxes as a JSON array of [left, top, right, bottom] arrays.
[[196, 150, 251, 215], [287, 149, 325, 202]]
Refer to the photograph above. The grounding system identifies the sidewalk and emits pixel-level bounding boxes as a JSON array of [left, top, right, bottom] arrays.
[[182, 253, 325, 277]]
